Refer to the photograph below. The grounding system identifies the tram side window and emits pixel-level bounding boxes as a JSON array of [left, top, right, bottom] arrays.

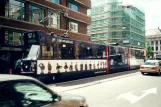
[[59, 44, 74, 59], [109, 46, 116, 55], [110, 55, 122, 66], [97, 49, 104, 59], [79, 46, 93, 59], [97, 45, 106, 59]]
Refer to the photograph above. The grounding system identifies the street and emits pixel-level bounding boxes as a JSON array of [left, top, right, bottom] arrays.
[[49, 70, 161, 107]]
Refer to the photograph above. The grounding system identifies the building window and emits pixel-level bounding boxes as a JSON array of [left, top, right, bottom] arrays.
[[47, 0, 60, 4], [48, 10, 60, 28], [156, 46, 158, 51], [68, 2, 78, 11], [69, 22, 78, 33], [156, 41, 158, 45], [5, 29, 23, 46], [151, 41, 154, 45], [5, 0, 25, 20], [152, 47, 154, 51], [29, 5, 44, 24]]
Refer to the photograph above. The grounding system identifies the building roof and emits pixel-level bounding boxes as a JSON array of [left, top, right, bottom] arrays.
[[146, 28, 161, 36], [0, 74, 36, 82]]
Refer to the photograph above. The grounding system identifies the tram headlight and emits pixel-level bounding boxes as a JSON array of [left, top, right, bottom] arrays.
[[32, 68, 35, 72]]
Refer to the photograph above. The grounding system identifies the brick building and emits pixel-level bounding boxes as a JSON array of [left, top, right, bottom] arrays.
[[0, 0, 91, 68]]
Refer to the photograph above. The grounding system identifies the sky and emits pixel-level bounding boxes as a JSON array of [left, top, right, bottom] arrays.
[[91, 0, 161, 30]]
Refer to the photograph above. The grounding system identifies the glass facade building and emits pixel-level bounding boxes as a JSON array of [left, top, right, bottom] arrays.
[[88, 0, 145, 48]]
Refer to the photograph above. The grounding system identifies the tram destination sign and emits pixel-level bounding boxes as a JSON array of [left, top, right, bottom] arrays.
[[52, 38, 73, 44]]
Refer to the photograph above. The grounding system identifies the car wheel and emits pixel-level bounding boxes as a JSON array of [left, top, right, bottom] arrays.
[[141, 72, 144, 75], [158, 70, 161, 76]]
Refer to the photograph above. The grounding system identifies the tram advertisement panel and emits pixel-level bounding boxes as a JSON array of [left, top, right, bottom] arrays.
[[109, 46, 129, 70], [37, 60, 107, 74]]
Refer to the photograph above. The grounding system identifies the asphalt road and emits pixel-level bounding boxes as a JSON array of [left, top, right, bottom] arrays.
[[49, 70, 161, 107]]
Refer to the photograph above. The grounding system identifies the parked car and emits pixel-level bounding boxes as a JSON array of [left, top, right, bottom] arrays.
[[0, 74, 88, 107], [140, 60, 161, 75]]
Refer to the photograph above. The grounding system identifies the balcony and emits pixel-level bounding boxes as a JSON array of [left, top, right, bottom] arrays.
[[74, 0, 91, 8], [31, 0, 91, 24]]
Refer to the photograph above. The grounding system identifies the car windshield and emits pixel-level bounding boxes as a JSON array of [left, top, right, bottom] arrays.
[[144, 61, 157, 65], [12, 80, 55, 107]]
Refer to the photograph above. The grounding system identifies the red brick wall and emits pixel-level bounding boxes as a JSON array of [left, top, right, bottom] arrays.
[[0, 17, 90, 41], [60, 0, 67, 7], [74, 0, 91, 8], [0, 0, 91, 42], [29, 0, 91, 24], [60, 15, 67, 30], [79, 22, 87, 34], [78, 6, 87, 15]]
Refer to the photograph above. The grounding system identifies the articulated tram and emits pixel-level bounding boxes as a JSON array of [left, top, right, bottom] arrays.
[[14, 31, 145, 83]]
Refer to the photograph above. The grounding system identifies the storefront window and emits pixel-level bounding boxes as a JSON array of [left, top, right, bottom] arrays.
[[29, 5, 44, 24], [48, 10, 60, 28], [5, 0, 25, 20], [5, 30, 23, 46]]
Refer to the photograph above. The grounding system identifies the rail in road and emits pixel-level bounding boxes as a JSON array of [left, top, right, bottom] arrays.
[[49, 70, 140, 92]]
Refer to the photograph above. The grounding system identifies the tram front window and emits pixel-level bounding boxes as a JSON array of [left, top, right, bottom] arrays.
[[23, 31, 40, 48]]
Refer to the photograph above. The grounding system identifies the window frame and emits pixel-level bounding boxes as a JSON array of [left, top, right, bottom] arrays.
[[69, 21, 79, 33], [47, 0, 60, 4], [9, 80, 57, 106], [68, 2, 78, 11], [6, 0, 25, 21], [4, 29, 24, 47], [29, 4, 45, 25], [48, 9, 60, 29]]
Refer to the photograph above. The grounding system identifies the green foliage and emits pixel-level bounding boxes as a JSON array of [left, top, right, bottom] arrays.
[[146, 42, 153, 57]]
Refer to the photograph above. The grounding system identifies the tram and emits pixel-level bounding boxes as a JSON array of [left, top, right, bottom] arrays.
[[14, 31, 144, 83]]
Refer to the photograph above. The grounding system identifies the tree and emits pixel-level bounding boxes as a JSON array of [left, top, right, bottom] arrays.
[[146, 42, 153, 58]]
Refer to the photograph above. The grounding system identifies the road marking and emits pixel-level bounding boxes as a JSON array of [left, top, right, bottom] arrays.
[[117, 88, 157, 104]]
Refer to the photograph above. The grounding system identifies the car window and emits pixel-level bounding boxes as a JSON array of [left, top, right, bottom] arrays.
[[0, 82, 15, 107], [12, 80, 54, 107], [144, 61, 157, 65]]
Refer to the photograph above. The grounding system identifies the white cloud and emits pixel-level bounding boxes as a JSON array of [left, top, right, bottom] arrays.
[[91, 0, 161, 30]]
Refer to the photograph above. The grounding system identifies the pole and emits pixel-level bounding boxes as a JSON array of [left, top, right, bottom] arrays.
[[9, 43, 12, 75]]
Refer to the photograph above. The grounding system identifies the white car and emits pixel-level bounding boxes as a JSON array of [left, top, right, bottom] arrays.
[[140, 60, 161, 75], [0, 74, 88, 107]]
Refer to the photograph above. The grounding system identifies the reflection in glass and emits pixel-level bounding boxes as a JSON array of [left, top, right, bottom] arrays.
[[48, 10, 60, 28], [5, 30, 23, 46], [6, 0, 25, 20], [13, 81, 54, 107], [29, 5, 44, 24], [47, 0, 60, 4]]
